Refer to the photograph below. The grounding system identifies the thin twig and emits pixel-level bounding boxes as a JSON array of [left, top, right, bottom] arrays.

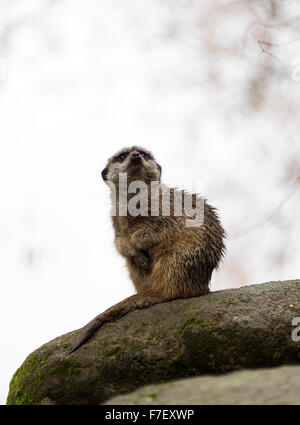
[[257, 40, 282, 61], [256, 15, 300, 29]]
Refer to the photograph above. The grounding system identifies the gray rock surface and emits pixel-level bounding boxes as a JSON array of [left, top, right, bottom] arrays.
[[104, 365, 300, 405], [6, 279, 300, 405]]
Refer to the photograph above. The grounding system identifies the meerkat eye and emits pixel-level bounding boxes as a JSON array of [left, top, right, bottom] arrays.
[[139, 151, 149, 160], [117, 153, 128, 162]]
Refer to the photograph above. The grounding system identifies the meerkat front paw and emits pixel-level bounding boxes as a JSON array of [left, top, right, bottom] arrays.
[[131, 230, 152, 250]]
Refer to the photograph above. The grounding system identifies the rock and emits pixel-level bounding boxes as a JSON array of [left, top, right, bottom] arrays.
[[104, 365, 300, 405], [6, 279, 300, 405]]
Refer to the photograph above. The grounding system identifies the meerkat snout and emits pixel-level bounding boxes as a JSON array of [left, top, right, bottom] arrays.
[[130, 150, 142, 164]]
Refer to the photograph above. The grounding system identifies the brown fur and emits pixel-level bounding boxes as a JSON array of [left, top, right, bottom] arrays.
[[68, 147, 225, 354]]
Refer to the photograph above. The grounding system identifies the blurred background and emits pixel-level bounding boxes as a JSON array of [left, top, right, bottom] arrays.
[[0, 0, 300, 404]]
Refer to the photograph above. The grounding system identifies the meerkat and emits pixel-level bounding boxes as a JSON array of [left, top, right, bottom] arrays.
[[68, 146, 225, 354]]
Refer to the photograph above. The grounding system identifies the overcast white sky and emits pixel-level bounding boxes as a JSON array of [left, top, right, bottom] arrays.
[[1, 0, 300, 404]]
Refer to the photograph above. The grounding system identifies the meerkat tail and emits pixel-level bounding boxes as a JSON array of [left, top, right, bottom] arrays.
[[67, 293, 166, 354]]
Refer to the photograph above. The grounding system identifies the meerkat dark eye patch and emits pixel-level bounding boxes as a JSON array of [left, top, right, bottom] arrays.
[[157, 163, 162, 175], [101, 167, 109, 181], [116, 152, 129, 162], [138, 151, 150, 160]]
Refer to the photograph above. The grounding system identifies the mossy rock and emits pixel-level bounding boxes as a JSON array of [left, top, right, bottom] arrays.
[[7, 279, 300, 405]]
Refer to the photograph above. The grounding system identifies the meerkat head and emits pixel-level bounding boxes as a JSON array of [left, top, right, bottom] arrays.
[[101, 146, 161, 186]]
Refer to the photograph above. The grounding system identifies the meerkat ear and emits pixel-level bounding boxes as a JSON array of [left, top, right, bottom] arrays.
[[101, 167, 108, 181]]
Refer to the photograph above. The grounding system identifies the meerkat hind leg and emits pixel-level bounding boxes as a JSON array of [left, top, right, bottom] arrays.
[[135, 294, 168, 309]]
